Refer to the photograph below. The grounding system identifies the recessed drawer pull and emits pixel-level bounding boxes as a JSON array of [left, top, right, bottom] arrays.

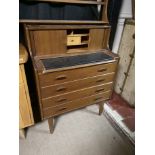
[[57, 107, 67, 112], [96, 79, 105, 83], [94, 97, 103, 101], [56, 86, 67, 92], [98, 68, 107, 72], [55, 75, 67, 80], [56, 98, 67, 103], [95, 88, 105, 93]]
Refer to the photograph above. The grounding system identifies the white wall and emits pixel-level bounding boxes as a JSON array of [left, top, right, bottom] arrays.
[[119, 0, 132, 18], [112, 0, 133, 53]]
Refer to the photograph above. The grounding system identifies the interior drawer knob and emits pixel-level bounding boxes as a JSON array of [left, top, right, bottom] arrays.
[[98, 68, 107, 72], [56, 86, 67, 92], [55, 75, 67, 80]]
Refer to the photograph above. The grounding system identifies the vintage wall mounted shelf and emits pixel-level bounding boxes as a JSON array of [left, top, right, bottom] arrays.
[[20, 0, 119, 134]]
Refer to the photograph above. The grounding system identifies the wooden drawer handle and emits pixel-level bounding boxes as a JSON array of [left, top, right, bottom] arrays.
[[56, 98, 67, 103], [55, 75, 67, 80], [57, 107, 67, 112], [98, 68, 107, 72], [94, 97, 103, 101], [96, 79, 105, 83], [95, 88, 105, 93], [56, 86, 66, 92]]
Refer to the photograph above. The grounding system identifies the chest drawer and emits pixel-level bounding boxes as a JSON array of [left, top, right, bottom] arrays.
[[42, 82, 113, 108], [39, 61, 117, 87], [41, 73, 114, 98], [43, 90, 111, 118]]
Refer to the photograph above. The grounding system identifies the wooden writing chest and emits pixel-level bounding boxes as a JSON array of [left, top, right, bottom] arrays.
[[22, 22, 119, 133]]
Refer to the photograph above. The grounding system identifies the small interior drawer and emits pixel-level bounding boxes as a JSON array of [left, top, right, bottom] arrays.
[[40, 73, 115, 98], [67, 36, 81, 46], [42, 82, 113, 108], [43, 90, 112, 118]]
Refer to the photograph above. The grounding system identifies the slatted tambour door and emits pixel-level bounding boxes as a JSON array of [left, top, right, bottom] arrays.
[[89, 29, 105, 50], [89, 28, 110, 50], [30, 30, 67, 56], [102, 28, 111, 48]]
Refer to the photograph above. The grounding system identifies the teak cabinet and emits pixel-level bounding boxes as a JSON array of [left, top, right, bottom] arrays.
[[23, 23, 119, 133], [20, 0, 119, 134]]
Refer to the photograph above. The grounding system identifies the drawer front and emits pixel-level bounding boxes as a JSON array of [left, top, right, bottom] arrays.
[[43, 91, 111, 118], [39, 61, 117, 87], [42, 82, 113, 108], [41, 73, 115, 98]]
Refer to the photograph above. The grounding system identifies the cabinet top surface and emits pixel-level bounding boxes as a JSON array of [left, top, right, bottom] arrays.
[[20, 20, 108, 25]]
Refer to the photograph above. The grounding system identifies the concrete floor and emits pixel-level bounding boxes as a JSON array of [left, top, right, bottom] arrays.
[[20, 105, 134, 155]]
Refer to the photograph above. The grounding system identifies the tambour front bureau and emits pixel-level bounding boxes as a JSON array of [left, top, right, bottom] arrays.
[[20, 0, 119, 134]]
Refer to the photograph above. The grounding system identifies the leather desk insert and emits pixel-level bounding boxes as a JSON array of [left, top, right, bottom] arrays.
[[42, 52, 113, 70]]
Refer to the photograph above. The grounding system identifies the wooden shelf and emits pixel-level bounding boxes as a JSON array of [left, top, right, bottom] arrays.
[[81, 40, 88, 44], [31, 0, 105, 5], [67, 42, 88, 47], [19, 20, 108, 25], [67, 48, 88, 54], [67, 34, 89, 37]]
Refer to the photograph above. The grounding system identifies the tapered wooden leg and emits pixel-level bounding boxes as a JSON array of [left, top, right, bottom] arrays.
[[99, 103, 103, 115], [48, 117, 54, 134], [19, 129, 26, 139]]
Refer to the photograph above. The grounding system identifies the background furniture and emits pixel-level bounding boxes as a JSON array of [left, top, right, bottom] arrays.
[[19, 43, 34, 138], [114, 19, 135, 106]]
